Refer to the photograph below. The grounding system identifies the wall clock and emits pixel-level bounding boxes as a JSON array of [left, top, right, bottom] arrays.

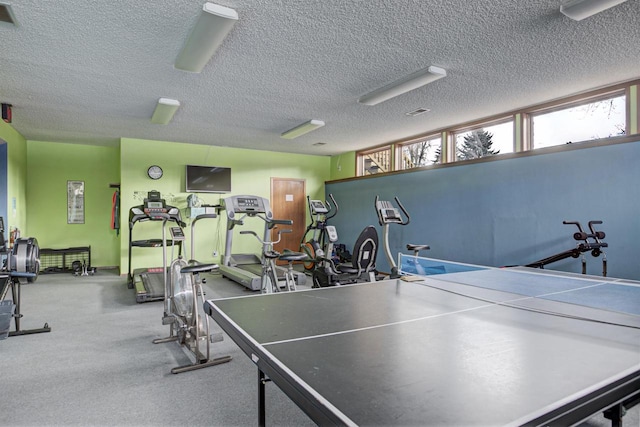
[[147, 165, 163, 180]]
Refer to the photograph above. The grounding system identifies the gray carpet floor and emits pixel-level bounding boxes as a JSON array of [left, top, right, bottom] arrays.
[[0, 270, 313, 426], [0, 270, 637, 426]]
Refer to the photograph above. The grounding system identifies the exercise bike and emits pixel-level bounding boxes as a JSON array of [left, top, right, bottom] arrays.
[[375, 196, 430, 279], [300, 194, 339, 272], [241, 228, 308, 293], [152, 213, 231, 374]]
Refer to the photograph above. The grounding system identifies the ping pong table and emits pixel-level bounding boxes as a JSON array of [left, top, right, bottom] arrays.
[[204, 257, 640, 426]]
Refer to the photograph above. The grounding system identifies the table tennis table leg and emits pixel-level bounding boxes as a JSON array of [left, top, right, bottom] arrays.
[[259, 369, 267, 426], [603, 403, 624, 427]]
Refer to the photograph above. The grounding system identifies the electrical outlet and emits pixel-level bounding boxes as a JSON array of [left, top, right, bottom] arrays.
[[213, 250, 218, 257]]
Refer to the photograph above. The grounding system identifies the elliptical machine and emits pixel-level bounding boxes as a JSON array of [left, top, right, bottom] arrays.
[[152, 213, 231, 374], [301, 195, 379, 287], [375, 196, 430, 279], [300, 194, 339, 272]]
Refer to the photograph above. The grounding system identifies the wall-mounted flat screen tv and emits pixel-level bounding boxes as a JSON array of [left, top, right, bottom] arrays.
[[185, 165, 231, 193]]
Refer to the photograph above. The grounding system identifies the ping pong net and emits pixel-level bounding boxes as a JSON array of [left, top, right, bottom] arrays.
[[397, 255, 640, 329]]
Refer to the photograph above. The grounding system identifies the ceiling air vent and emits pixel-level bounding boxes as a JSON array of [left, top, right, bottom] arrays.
[[405, 108, 431, 117], [0, 3, 17, 25], [312, 142, 326, 146]]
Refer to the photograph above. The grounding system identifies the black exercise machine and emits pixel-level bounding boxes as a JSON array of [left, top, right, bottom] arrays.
[[127, 191, 184, 303], [525, 220, 608, 276], [300, 194, 339, 272], [0, 217, 50, 339]]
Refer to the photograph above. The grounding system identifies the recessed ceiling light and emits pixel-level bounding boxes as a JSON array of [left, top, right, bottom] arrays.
[[406, 108, 431, 117]]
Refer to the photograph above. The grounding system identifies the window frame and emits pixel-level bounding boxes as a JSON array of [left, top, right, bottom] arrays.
[[355, 80, 639, 177], [395, 134, 443, 170], [358, 145, 393, 176], [526, 88, 628, 150]]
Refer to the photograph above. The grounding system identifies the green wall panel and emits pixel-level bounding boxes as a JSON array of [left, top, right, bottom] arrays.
[[26, 141, 120, 269], [330, 151, 356, 180]]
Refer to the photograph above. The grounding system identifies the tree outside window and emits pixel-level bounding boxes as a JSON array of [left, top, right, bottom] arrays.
[[532, 94, 626, 149], [455, 121, 513, 161], [400, 136, 442, 169]]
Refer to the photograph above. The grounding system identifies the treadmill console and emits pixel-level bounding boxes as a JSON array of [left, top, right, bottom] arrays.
[[144, 200, 167, 215], [143, 191, 169, 216], [223, 195, 272, 220], [235, 197, 265, 212], [129, 191, 182, 225]]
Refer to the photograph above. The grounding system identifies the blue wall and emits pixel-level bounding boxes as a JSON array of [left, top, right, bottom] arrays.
[[326, 141, 640, 280]]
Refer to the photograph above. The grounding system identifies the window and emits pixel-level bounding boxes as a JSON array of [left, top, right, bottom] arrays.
[[354, 81, 637, 177], [360, 146, 392, 175], [398, 136, 442, 169], [531, 93, 626, 149], [454, 120, 513, 161]]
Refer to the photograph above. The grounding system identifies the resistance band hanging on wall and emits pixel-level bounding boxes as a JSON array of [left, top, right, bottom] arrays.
[[111, 186, 120, 235]]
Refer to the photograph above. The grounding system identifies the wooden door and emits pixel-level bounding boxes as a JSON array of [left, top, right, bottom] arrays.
[[270, 178, 306, 263]]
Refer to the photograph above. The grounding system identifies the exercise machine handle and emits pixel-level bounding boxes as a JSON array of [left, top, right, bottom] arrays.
[[326, 194, 339, 221], [267, 218, 293, 229], [269, 219, 293, 225], [394, 197, 410, 226], [240, 229, 290, 245], [306, 195, 313, 223], [588, 220, 606, 241]]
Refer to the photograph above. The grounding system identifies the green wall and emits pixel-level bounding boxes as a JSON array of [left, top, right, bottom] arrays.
[[330, 151, 356, 181], [0, 120, 28, 236], [8, 130, 338, 274], [120, 138, 331, 273], [26, 141, 121, 268]]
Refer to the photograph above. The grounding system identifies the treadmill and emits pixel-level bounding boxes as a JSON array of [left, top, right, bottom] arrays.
[[219, 195, 306, 290], [127, 191, 183, 303]]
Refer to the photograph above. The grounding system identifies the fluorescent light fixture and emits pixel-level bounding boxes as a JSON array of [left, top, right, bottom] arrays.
[[281, 120, 325, 139], [358, 66, 447, 106], [151, 98, 180, 124], [175, 3, 239, 73], [0, 3, 18, 25], [560, 0, 628, 21]]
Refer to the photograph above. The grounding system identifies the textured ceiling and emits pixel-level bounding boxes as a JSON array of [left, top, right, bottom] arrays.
[[0, 0, 639, 156]]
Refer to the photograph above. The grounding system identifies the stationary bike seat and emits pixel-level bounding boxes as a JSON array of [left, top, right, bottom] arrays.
[[180, 263, 219, 274], [279, 250, 310, 262], [264, 250, 280, 259]]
